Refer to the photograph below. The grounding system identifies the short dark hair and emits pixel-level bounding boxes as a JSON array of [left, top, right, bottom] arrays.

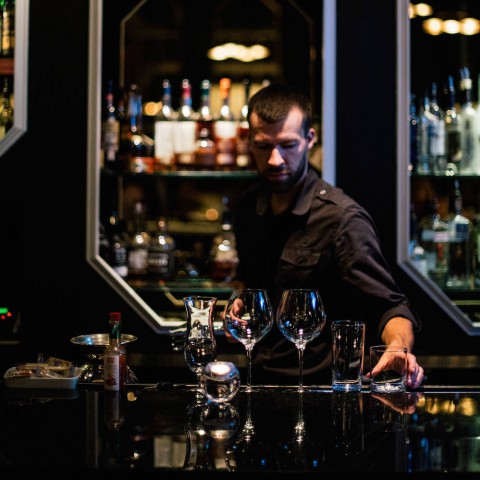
[[247, 83, 311, 134]]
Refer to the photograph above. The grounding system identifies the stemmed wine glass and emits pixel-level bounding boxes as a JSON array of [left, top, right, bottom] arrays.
[[224, 289, 274, 392], [183, 296, 218, 400], [276, 289, 327, 393]]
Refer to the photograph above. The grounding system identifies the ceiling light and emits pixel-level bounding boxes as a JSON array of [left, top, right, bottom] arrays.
[[422, 17, 443, 35], [207, 43, 270, 63], [460, 17, 480, 35], [442, 19, 460, 34]]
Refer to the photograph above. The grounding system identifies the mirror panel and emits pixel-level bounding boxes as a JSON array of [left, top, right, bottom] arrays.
[[87, 0, 332, 333], [398, 0, 480, 333]]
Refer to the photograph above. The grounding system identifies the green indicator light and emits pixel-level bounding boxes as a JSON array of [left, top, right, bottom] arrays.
[[0, 307, 8, 314]]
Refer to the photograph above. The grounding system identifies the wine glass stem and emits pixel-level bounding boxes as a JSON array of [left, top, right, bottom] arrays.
[[245, 346, 253, 392], [297, 346, 305, 393]]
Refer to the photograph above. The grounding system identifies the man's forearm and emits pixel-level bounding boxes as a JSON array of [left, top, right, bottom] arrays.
[[381, 316, 415, 352]]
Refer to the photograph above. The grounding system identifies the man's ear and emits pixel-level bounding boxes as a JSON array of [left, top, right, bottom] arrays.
[[307, 127, 317, 149]]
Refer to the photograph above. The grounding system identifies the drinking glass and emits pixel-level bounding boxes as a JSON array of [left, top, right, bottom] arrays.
[[224, 289, 274, 392], [183, 296, 218, 399], [276, 289, 327, 393]]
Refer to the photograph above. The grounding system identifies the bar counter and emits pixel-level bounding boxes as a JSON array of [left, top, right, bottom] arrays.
[[1, 380, 480, 479]]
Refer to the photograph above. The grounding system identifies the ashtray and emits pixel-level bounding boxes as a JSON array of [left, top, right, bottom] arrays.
[[71, 333, 138, 384]]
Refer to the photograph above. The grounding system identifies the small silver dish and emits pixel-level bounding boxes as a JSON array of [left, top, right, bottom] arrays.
[[71, 333, 138, 384]]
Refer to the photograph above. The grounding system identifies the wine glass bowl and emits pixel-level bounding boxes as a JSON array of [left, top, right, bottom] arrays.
[[276, 289, 326, 392], [224, 289, 274, 392]]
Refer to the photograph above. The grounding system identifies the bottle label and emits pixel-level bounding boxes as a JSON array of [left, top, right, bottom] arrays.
[[154, 121, 175, 165], [104, 354, 121, 390]]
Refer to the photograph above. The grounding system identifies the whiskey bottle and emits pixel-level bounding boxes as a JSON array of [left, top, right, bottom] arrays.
[[0, 77, 13, 139], [194, 79, 216, 169], [236, 77, 253, 169], [147, 217, 176, 281], [173, 78, 197, 168], [103, 312, 127, 391], [209, 197, 238, 282], [444, 75, 462, 176], [1, 0, 14, 58], [127, 201, 150, 280], [214, 78, 237, 169], [446, 179, 472, 289], [154, 78, 175, 170], [459, 67, 480, 175], [118, 84, 155, 173], [101, 79, 120, 171]]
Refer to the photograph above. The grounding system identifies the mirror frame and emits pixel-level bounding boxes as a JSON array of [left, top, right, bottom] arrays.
[[396, 0, 480, 334], [0, 0, 29, 156], [86, 0, 336, 333]]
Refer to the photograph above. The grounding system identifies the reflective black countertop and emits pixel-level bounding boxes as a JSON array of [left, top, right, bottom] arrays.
[[2, 382, 480, 479]]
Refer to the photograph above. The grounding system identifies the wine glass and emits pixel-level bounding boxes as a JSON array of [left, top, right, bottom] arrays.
[[183, 296, 218, 400], [224, 289, 274, 392], [276, 289, 327, 393]]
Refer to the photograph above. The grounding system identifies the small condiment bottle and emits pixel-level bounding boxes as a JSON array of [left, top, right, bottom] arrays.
[[103, 312, 127, 390]]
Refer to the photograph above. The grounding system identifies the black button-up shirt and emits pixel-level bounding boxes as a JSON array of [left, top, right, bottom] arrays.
[[234, 167, 421, 341]]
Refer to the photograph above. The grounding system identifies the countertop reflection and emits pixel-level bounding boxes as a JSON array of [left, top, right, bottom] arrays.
[[1, 384, 480, 477]]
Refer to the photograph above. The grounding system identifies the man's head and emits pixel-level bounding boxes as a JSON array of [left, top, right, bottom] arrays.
[[247, 83, 316, 193]]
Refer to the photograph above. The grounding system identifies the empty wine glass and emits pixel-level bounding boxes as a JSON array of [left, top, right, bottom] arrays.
[[183, 296, 218, 400], [276, 289, 327, 393], [224, 289, 274, 392]]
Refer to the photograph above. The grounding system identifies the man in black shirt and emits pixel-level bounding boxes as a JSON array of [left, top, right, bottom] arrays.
[[232, 83, 424, 389]]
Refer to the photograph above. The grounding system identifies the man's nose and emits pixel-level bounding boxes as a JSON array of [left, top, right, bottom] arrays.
[[267, 147, 284, 166]]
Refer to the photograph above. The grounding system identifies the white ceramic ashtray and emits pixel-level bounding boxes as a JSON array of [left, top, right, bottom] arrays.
[[3, 366, 81, 389]]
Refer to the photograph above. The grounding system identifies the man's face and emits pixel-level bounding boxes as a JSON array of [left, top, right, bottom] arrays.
[[249, 107, 316, 193]]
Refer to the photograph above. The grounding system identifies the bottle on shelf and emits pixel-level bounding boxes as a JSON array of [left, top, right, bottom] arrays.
[[416, 91, 434, 175], [127, 201, 151, 280], [446, 179, 472, 289], [409, 94, 419, 175], [107, 211, 129, 279], [444, 75, 462, 176], [418, 197, 449, 287], [173, 78, 197, 169], [214, 78, 237, 169], [103, 311, 127, 391], [209, 196, 239, 282], [472, 194, 480, 288], [147, 217, 176, 281], [0, 77, 13, 139], [154, 78, 175, 170], [236, 77, 253, 169], [118, 84, 155, 174], [428, 82, 446, 176], [194, 79, 216, 169], [409, 203, 428, 277], [459, 67, 480, 175], [101, 79, 120, 171], [1, 0, 14, 58]]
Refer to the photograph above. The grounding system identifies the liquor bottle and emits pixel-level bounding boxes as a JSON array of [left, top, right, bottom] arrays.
[[194, 79, 216, 169], [459, 67, 480, 175], [236, 77, 253, 169], [408, 94, 419, 175], [173, 78, 197, 168], [107, 211, 129, 279], [428, 82, 446, 176], [472, 195, 480, 288], [127, 201, 151, 280], [409, 203, 427, 277], [147, 217, 176, 281], [1, 0, 14, 58], [419, 197, 449, 287], [103, 312, 127, 391], [416, 92, 432, 175], [444, 75, 462, 176], [118, 84, 155, 173], [154, 78, 175, 170], [101, 79, 120, 171], [209, 196, 238, 282], [446, 179, 472, 289], [0, 77, 13, 139], [214, 78, 237, 169]]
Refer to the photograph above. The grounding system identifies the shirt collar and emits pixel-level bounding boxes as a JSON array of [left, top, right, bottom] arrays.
[[255, 167, 320, 217]]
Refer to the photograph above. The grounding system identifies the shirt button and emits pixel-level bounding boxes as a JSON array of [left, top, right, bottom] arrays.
[[320, 189, 326, 195]]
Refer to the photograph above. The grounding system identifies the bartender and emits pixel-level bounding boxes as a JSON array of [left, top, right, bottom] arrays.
[[230, 83, 424, 389]]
